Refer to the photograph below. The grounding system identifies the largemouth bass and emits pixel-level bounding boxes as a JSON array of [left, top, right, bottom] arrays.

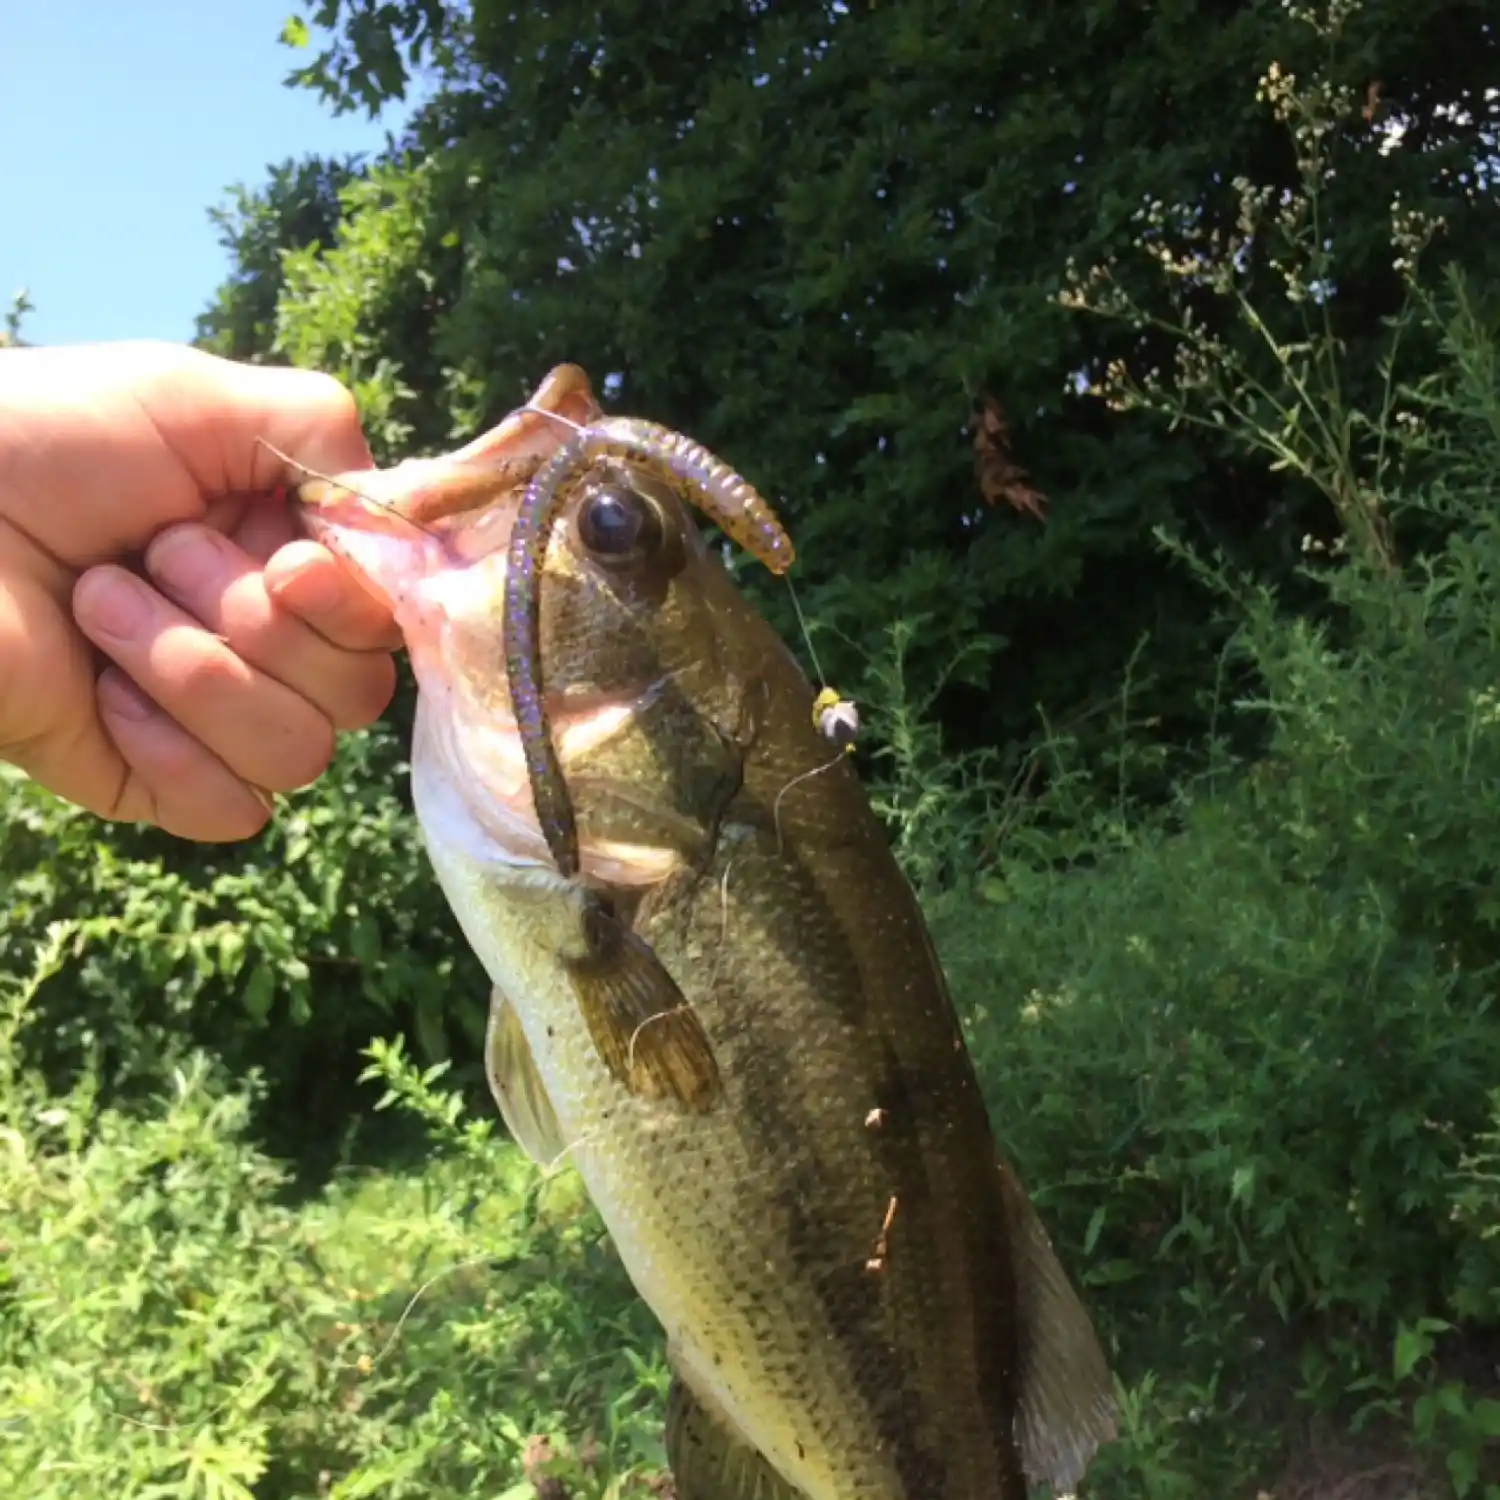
[[297, 367, 1116, 1500]]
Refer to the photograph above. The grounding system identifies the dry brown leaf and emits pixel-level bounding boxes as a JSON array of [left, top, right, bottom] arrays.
[[522, 1434, 572, 1500], [971, 393, 1048, 521]]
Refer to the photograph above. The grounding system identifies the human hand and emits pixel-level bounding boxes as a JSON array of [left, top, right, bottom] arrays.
[[0, 341, 400, 841]]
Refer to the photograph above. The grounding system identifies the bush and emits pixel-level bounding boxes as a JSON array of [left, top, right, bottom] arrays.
[[0, 937, 666, 1500], [0, 697, 491, 1174], [907, 41, 1500, 1495], [8, 10, 1500, 1497]]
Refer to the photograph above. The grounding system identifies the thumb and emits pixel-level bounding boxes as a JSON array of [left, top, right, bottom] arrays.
[[0, 343, 373, 568]]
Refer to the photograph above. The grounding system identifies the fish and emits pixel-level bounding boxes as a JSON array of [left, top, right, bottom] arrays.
[[295, 365, 1117, 1500]]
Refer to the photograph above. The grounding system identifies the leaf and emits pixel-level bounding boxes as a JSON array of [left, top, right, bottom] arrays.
[[971, 393, 1048, 521], [1083, 1204, 1107, 1254], [328, 1441, 439, 1497], [1447, 1445, 1479, 1499], [1392, 1319, 1445, 1382], [242, 966, 276, 1024], [218, 928, 247, 978], [281, 15, 311, 49], [1230, 1165, 1256, 1204]]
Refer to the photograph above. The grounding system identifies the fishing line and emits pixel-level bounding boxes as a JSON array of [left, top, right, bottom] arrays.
[[866, 1194, 900, 1274], [782, 573, 861, 755], [360, 1255, 501, 1375], [716, 859, 735, 954], [103, 1248, 496, 1436], [624, 1004, 696, 1079], [688, 856, 738, 1006], [519, 403, 587, 434], [772, 752, 850, 857], [104, 1162, 622, 1440], [254, 436, 443, 540], [783, 572, 829, 691]]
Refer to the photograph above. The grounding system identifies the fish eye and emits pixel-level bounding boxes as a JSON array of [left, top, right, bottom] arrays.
[[576, 476, 664, 562]]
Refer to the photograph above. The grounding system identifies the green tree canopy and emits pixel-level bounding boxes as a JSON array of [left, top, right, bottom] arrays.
[[213, 0, 1500, 768]]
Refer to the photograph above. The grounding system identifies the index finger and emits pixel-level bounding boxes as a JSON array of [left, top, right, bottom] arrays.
[[135, 348, 376, 498]]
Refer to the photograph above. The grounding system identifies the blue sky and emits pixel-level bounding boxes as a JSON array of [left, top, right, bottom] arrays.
[[0, 0, 409, 347]]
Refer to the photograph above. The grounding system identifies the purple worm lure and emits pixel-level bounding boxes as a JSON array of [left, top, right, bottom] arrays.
[[503, 416, 796, 878]]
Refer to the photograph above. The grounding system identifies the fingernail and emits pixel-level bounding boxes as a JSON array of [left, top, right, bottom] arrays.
[[76, 570, 152, 640], [98, 672, 157, 722], [147, 525, 221, 593], [285, 561, 341, 614]]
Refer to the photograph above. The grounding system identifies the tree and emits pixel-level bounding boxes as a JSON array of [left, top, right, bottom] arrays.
[[231, 0, 1500, 775], [1, 289, 34, 349], [196, 155, 364, 362]]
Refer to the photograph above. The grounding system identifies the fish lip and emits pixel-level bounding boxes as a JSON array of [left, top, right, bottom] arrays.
[[293, 468, 439, 538], [296, 500, 338, 546], [291, 456, 520, 614], [289, 368, 597, 588], [290, 380, 591, 539], [292, 486, 435, 614], [293, 469, 422, 546]]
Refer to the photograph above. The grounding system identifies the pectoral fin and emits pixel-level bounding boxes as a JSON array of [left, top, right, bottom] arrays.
[[484, 988, 567, 1167], [665, 1373, 809, 1500], [565, 895, 722, 1112], [998, 1161, 1119, 1494]]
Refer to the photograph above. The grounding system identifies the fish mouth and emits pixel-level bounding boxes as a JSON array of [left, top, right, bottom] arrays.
[[291, 370, 686, 889], [294, 447, 531, 614], [292, 362, 603, 604]]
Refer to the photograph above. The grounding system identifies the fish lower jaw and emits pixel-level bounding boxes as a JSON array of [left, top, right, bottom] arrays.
[[413, 706, 688, 888], [411, 734, 555, 880]]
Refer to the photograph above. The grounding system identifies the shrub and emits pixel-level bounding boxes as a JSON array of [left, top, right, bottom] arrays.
[[0, 697, 490, 1174], [904, 24, 1500, 1492], [0, 936, 665, 1500]]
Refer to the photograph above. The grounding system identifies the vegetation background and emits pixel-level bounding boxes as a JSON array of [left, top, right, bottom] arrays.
[[4, 0, 1500, 1495]]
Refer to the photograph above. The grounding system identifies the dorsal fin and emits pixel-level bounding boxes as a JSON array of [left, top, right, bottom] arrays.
[[997, 1161, 1119, 1493]]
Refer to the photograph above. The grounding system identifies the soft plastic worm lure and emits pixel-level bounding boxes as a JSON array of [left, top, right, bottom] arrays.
[[504, 416, 795, 878]]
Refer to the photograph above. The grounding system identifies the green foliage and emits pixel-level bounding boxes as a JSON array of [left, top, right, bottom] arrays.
[[275, 160, 454, 458], [196, 157, 364, 364], [0, 935, 664, 1500], [1, 290, 34, 348], [227, 0, 1500, 775], [8, 4, 1500, 1499], [0, 711, 487, 1171], [913, 37, 1500, 1490]]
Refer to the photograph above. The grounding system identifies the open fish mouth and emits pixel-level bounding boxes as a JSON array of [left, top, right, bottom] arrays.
[[289, 364, 795, 890], [290, 421, 691, 889], [293, 361, 606, 609], [409, 682, 686, 887]]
